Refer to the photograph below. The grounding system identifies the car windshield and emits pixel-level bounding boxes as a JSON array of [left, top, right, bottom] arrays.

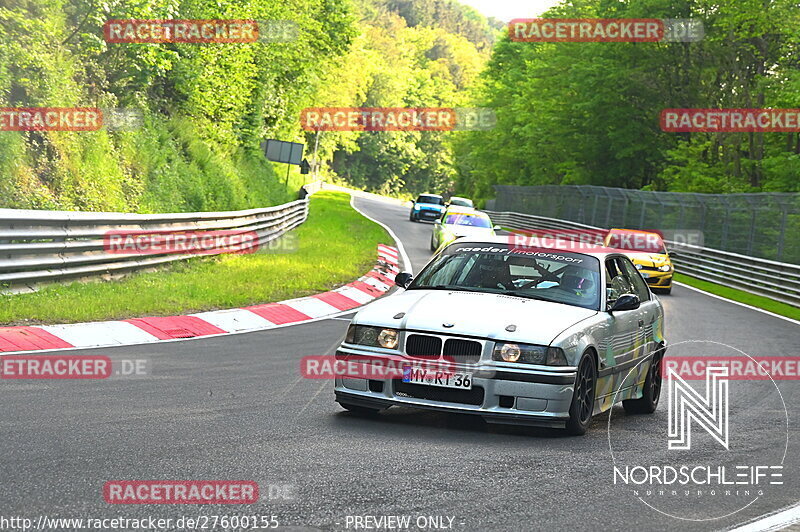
[[410, 243, 601, 310], [416, 195, 444, 205], [605, 231, 667, 254], [444, 213, 491, 228]]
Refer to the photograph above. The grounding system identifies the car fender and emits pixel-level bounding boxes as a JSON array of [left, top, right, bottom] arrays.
[[549, 314, 605, 368]]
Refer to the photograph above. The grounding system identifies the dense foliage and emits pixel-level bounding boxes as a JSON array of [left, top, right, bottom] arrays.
[[309, 0, 497, 196], [6, 0, 796, 211], [0, 0, 493, 211], [454, 0, 800, 202]]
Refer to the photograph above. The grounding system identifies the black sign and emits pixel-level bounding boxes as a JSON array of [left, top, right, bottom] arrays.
[[261, 139, 304, 165]]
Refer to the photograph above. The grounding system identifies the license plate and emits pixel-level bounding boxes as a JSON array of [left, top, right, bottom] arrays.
[[402, 366, 472, 390]]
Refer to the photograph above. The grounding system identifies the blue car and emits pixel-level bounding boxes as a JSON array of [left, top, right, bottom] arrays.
[[410, 194, 446, 222]]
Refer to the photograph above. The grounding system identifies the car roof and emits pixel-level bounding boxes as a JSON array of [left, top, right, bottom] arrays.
[[607, 227, 664, 238], [448, 235, 625, 259], [418, 193, 443, 198]]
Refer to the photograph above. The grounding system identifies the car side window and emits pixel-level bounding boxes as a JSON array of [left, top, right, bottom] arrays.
[[606, 258, 633, 303], [617, 257, 651, 302]]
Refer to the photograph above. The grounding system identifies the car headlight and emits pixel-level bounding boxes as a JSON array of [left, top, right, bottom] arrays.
[[492, 342, 568, 366], [658, 264, 672, 272], [345, 325, 399, 349], [635, 263, 643, 270], [413, 205, 421, 210]]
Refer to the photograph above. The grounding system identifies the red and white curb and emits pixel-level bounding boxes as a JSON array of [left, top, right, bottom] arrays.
[[0, 245, 400, 353]]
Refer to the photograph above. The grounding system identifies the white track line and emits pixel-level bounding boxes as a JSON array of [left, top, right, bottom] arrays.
[[727, 502, 800, 532], [348, 194, 414, 275], [0, 308, 359, 356], [674, 281, 800, 326]]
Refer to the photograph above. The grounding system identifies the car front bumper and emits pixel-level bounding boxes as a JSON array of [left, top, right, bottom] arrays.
[[640, 270, 673, 287], [414, 208, 444, 221], [333, 349, 577, 428]]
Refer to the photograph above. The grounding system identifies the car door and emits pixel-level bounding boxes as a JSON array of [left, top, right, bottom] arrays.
[[616, 255, 660, 395], [597, 257, 641, 408], [617, 256, 658, 355]]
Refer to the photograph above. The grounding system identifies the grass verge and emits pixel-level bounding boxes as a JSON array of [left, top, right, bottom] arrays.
[[674, 273, 800, 321], [0, 191, 391, 325]]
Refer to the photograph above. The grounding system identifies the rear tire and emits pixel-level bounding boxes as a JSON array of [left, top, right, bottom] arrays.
[[623, 345, 664, 415], [339, 402, 381, 416], [566, 354, 596, 435]]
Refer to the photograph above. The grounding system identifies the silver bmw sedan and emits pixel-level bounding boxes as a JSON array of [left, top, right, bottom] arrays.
[[334, 237, 667, 435]]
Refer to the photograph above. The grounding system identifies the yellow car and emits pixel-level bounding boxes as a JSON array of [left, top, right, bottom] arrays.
[[603, 229, 673, 294]]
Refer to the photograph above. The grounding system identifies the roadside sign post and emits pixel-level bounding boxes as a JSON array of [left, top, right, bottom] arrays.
[[260, 139, 305, 186]]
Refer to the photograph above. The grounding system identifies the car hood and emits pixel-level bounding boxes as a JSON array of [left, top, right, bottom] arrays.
[[627, 252, 670, 266], [353, 289, 598, 345]]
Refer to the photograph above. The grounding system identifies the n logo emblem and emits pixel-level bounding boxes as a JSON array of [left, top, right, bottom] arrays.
[[667, 366, 729, 450]]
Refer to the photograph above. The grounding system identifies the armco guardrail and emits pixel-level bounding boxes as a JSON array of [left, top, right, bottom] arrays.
[[485, 210, 800, 308], [0, 198, 310, 293], [489, 184, 800, 264]]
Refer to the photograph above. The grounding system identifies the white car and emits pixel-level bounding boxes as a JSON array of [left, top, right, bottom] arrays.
[[447, 196, 474, 208], [334, 237, 666, 435]]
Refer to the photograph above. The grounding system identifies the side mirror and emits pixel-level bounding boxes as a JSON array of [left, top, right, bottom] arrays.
[[394, 272, 413, 289], [609, 293, 640, 312]]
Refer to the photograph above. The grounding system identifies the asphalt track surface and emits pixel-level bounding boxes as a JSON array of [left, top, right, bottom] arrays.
[[1, 195, 798, 531]]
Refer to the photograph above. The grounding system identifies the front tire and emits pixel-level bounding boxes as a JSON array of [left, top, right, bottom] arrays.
[[623, 345, 664, 415], [409, 212, 417, 222], [566, 354, 596, 435], [430, 234, 438, 251]]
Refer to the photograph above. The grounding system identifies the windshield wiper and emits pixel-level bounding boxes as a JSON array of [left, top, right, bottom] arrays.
[[409, 284, 472, 292], [495, 290, 550, 301]]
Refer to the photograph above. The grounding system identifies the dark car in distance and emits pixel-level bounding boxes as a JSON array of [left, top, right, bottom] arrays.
[[410, 194, 446, 222]]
